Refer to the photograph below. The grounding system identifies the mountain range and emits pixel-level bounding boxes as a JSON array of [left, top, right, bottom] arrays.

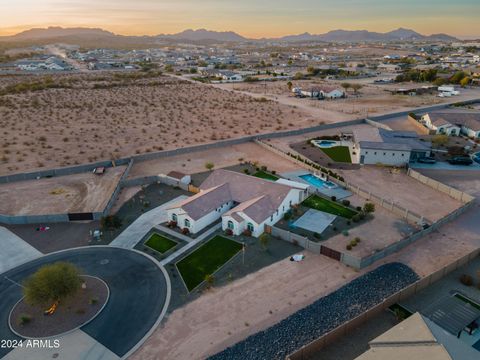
[[1, 26, 458, 44]]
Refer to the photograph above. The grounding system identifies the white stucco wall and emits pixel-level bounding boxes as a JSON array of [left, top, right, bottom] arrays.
[[359, 147, 411, 166], [461, 126, 480, 139]]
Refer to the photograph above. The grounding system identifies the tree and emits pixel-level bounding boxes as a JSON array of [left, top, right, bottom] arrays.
[[460, 77, 471, 87], [341, 82, 351, 93], [363, 202, 375, 213], [23, 262, 82, 307], [205, 162, 214, 171], [287, 81, 293, 91], [259, 233, 270, 250], [351, 83, 363, 94]]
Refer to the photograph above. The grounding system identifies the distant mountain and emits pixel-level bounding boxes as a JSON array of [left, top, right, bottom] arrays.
[[158, 29, 247, 42], [273, 28, 458, 43], [11, 26, 116, 40], [0, 26, 458, 45]]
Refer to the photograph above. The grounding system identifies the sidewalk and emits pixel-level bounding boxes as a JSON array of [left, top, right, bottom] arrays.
[[0, 227, 42, 275]]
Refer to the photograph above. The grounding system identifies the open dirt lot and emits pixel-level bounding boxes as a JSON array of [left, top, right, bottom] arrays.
[[0, 166, 125, 215], [127, 142, 302, 179], [0, 72, 314, 175], [214, 80, 480, 121], [339, 166, 462, 222], [322, 195, 418, 258]]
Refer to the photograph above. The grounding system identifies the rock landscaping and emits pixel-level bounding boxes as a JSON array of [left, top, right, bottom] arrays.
[[209, 262, 419, 360]]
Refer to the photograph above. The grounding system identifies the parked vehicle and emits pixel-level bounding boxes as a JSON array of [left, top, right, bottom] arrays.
[[418, 157, 436, 164], [448, 156, 473, 165]]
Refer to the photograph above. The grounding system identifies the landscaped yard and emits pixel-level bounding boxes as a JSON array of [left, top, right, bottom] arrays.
[[176, 236, 243, 291], [319, 146, 352, 163], [302, 195, 358, 219], [145, 233, 177, 254], [253, 170, 279, 181]]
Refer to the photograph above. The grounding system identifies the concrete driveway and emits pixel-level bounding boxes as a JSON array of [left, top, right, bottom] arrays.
[[110, 195, 187, 249], [0, 227, 42, 275], [0, 247, 170, 359]]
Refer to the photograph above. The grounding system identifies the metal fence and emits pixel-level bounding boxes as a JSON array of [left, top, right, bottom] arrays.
[[286, 248, 480, 360]]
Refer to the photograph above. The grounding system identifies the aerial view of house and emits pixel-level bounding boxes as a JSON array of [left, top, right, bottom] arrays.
[[1, 2, 480, 360]]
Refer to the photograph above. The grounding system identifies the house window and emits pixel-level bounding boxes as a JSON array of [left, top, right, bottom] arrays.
[[227, 220, 234, 230], [365, 151, 369, 154], [270, 215, 273, 221], [184, 219, 190, 228], [401, 154, 404, 156], [374, 152, 377, 155], [383, 152, 386, 156], [392, 153, 395, 156], [247, 223, 254, 232], [172, 213, 177, 222]]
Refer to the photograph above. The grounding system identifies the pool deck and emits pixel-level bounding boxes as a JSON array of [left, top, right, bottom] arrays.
[[282, 170, 352, 200]]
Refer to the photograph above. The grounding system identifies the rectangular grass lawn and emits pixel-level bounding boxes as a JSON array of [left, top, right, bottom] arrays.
[[303, 195, 358, 219], [177, 236, 243, 291], [253, 170, 279, 181], [145, 233, 177, 254], [320, 146, 352, 163]]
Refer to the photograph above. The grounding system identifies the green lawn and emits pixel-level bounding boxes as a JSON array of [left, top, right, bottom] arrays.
[[145, 233, 177, 254], [177, 236, 243, 291], [302, 195, 358, 219], [319, 146, 352, 163], [253, 170, 279, 181]]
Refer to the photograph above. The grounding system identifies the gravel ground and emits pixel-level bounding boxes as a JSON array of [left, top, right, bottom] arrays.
[[209, 262, 419, 360]]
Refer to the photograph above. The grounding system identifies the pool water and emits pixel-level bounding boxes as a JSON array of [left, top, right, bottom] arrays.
[[312, 140, 337, 148], [474, 152, 480, 164], [299, 174, 337, 189]]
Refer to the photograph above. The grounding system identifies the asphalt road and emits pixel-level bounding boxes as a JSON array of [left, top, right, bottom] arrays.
[[0, 247, 169, 358]]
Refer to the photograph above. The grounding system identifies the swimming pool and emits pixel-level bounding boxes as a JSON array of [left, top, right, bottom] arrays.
[[312, 140, 338, 148], [474, 152, 480, 164], [299, 174, 337, 189]]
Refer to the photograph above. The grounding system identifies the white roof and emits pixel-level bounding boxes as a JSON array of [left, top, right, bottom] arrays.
[[275, 178, 310, 190]]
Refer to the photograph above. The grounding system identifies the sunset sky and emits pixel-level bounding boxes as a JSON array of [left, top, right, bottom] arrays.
[[1, 0, 479, 38]]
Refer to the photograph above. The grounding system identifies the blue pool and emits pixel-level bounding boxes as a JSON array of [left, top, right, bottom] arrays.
[[312, 140, 337, 148], [299, 174, 337, 189]]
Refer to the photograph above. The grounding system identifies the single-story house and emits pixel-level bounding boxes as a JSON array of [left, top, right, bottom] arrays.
[[421, 111, 480, 139], [217, 70, 243, 82], [421, 113, 461, 136], [167, 169, 307, 237], [292, 87, 345, 99], [353, 128, 431, 165]]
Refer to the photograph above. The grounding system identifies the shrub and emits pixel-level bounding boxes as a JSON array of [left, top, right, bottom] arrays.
[[354, 237, 361, 243], [100, 215, 122, 230], [225, 228, 233, 236], [283, 212, 292, 221], [167, 221, 177, 228], [313, 232, 321, 239], [346, 244, 352, 250], [331, 196, 337, 202], [342, 230, 349, 236], [182, 227, 190, 235], [356, 206, 362, 211], [352, 214, 361, 223], [460, 274, 474, 286], [89, 297, 98, 305], [242, 229, 252, 237], [342, 199, 350, 206], [243, 169, 250, 174], [363, 203, 375, 213]]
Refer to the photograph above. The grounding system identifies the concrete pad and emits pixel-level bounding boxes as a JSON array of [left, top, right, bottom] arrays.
[[292, 209, 336, 234], [110, 195, 188, 249], [3, 330, 119, 360], [0, 227, 42, 274]]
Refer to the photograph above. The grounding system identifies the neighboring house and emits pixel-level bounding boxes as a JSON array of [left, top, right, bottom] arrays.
[[421, 112, 480, 139], [353, 127, 431, 165], [378, 63, 402, 73], [355, 312, 479, 360], [167, 169, 307, 237], [421, 113, 461, 136]]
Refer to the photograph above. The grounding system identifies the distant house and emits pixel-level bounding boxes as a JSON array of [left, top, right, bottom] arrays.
[[217, 70, 243, 82], [421, 111, 480, 139], [378, 63, 402, 73], [292, 86, 345, 99], [166, 169, 306, 237], [353, 128, 431, 165]]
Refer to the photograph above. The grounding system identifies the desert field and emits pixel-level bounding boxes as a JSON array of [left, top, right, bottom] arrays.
[[214, 79, 480, 120], [0, 72, 315, 175], [0, 166, 125, 215]]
